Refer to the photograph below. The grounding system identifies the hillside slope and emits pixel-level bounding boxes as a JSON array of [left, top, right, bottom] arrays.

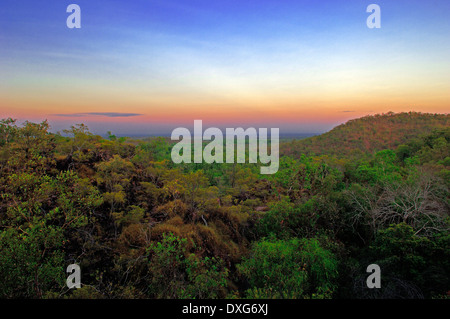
[[281, 112, 449, 158]]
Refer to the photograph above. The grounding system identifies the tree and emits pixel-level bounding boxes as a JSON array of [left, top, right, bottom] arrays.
[[0, 223, 65, 298], [348, 171, 449, 236], [238, 237, 338, 299], [146, 233, 228, 299], [96, 155, 134, 212]]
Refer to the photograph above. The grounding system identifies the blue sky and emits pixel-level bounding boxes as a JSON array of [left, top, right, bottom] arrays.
[[1, 0, 449, 135]]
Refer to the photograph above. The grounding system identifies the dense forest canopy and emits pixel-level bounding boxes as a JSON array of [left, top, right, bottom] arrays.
[[0, 112, 449, 299]]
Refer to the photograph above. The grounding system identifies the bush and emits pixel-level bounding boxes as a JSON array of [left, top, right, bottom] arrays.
[[146, 233, 229, 299], [237, 237, 338, 299]]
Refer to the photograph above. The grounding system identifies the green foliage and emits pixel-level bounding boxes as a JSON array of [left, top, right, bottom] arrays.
[[0, 115, 448, 299], [238, 237, 338, 299], [256, 197, 300, 239], [367, 223, 450, 296], [355, 150, 403, 185], [146, 233, 228, 299], [0, 224, 65, 298], [371, 223, 430, 274]]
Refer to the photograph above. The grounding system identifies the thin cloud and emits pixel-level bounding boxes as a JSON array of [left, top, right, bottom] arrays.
[[53, 112, 144, 118]]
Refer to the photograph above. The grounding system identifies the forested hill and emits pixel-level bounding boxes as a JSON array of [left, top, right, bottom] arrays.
[[0, 113, 449, 299], [281, 112, 449, 158]]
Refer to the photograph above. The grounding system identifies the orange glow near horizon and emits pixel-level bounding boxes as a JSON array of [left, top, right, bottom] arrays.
[[2, 69, 449, 128], [1, 85, 448, 126], [1, 96, 448, 132]]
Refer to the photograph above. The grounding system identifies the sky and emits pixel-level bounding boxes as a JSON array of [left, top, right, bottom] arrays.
[[0, 0, 449, 136]]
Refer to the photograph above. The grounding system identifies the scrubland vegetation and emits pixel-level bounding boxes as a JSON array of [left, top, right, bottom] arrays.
[[0, 112, 448, 299]]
